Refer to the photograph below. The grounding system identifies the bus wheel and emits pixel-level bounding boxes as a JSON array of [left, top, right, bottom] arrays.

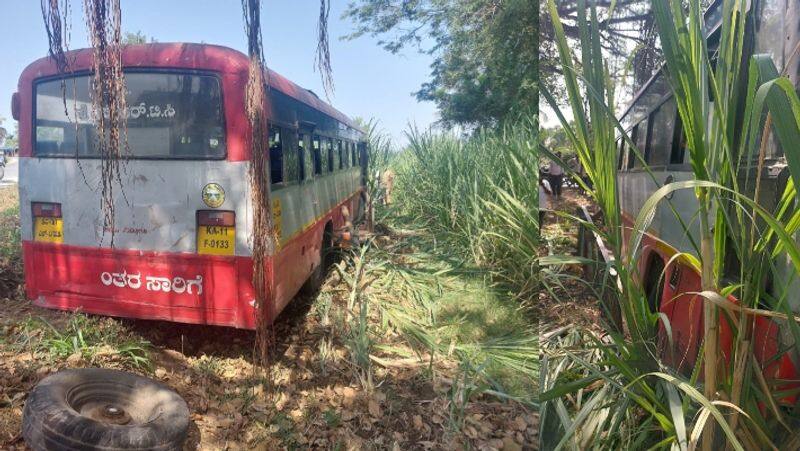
[[644, 254, 666, 314], [355, 191, 367, 223], [22, 368, 189, 451], [301, 224, 333, 295]]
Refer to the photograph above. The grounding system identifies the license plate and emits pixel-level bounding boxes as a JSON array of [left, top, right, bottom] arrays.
[[197, 225, 235, 256], [34, 217, 63, 243]]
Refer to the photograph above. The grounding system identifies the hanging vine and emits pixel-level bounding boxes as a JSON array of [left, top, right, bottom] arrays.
[[242, 0, 276, 370], [41, 0, 72, 114], [83, 0, 128, 245], [315, 0, 334, 97], [42, 0, 128, 245]]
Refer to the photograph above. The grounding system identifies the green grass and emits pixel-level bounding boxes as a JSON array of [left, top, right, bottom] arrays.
[[392, 116, 539, 304], [365, 225, 538, 404], [541, 0, 800, 448], [14, 313, 151, 369], [358, 117, 538, 408], [0, 187, 21, 268]]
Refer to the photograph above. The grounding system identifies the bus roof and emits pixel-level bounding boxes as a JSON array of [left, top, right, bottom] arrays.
[[18, 42, 363, 134], [619, 0, 725, 124]]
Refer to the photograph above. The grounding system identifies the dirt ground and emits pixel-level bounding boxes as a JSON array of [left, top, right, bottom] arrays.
[[538, 188, 604, 331], [0, 186, 537, 450]]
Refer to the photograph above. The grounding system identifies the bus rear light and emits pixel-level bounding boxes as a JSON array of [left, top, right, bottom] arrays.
[[32, 202, 62, 218], [197, 210, 235, 256], [197, 210, 235, 227], [32, 202, 63, 243]]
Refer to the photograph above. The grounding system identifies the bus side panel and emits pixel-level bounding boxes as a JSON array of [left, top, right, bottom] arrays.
[[23, 241, 260, 329], [633, 221, 800, 391], [660, 262, 703, 374], [269, 167, 362, 317]]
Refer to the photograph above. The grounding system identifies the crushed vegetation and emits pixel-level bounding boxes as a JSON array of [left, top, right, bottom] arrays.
[[538, 190, 603, 331], [0, 184, 537, 450]]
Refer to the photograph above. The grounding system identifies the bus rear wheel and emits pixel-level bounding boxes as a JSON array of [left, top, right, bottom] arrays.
[[301, 224, 333, 295], [644, 254, 666, 314]]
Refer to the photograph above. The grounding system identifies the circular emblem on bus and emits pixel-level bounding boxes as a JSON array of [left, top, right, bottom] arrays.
[[202, 183, 225, 208]]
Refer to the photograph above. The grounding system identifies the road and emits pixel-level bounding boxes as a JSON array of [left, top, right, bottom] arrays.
[[0, 157, 18, 187]]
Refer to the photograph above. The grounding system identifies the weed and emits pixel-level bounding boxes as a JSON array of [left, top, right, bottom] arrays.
[[269, 412, 297, 447], [314, 292, 332, 327], [323, 408, 341, 428], [318, 336, 333, 376], [14, 313, 151, 369], [195, 354, 222, 378]]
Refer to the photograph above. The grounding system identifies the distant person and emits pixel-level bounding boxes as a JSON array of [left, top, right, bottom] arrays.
[[539, 172, 552, 225], [381, 168, 395, 205], [549, 154, 564, 199]]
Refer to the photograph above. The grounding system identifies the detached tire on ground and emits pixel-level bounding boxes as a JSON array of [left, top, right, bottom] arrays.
[[23, 368, 189, 451]]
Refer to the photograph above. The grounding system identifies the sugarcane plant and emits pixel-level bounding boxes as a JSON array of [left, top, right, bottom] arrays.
[[540, 0, 800, 448]]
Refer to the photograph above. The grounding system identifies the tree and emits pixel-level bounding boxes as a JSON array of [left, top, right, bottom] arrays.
[[343, 0, 536, 128], [539, 0, 658, 102], [122, 30, 155, 44]]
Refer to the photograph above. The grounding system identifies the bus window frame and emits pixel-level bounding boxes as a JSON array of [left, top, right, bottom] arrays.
[[627, 124, 639, 170], [643, 111, 655, 165], [32, 68, 229, 161], [312, 135, 322, 176], [282, 124, 302, 186], [326, 138, 334, 173], [624, 93, 678, 173], [268, 124, 285, 188], [336, 140, 344, 169], [299, 132, 314, 182]]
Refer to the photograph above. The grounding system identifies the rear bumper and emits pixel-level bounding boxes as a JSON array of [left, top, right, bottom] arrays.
[[23, 241, 259, 329]]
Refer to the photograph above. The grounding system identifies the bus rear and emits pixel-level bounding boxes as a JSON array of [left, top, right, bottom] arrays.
[[15, 44, 260, 329]]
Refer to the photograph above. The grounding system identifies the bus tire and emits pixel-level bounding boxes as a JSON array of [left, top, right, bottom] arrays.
[[22, 368, 189, 451], [644, 254, 666, 314], [355, 191, 367, 224], [301, 224, 333, 295]]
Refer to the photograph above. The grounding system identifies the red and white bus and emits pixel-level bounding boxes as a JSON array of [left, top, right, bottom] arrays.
[[12, 43, 367, 329], [612, 0, 800, 383]]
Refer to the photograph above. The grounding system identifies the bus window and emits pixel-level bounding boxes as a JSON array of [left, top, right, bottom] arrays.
[[284, 131, 300, 183], [269, 126, 283, 185], [334, 140, 342, 170], [35, 72, 226, 159], [351, 143, 357, 166], [633, 119, 648, 168], [327, 139, 334, 172], [312, 135, 322, 175], [628, 124, 639, 169], [644, 114, 655, 164], [321, 138, 330, 173], [649, 100, 676, 167], [617, 138, 625, 170], [297, 132, 306, 181], [670, 112, 687, 164], [300, 133, 313, 180]]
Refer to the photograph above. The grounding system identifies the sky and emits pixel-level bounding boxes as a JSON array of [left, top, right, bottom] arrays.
[[0, 0, 438, 147]]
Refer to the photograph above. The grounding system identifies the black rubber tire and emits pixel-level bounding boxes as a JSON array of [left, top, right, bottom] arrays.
[[644, 254, 666, 314], [22, 368, 189, 451], [355, 191, 367, 223], [300, 225, 333, 295]]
